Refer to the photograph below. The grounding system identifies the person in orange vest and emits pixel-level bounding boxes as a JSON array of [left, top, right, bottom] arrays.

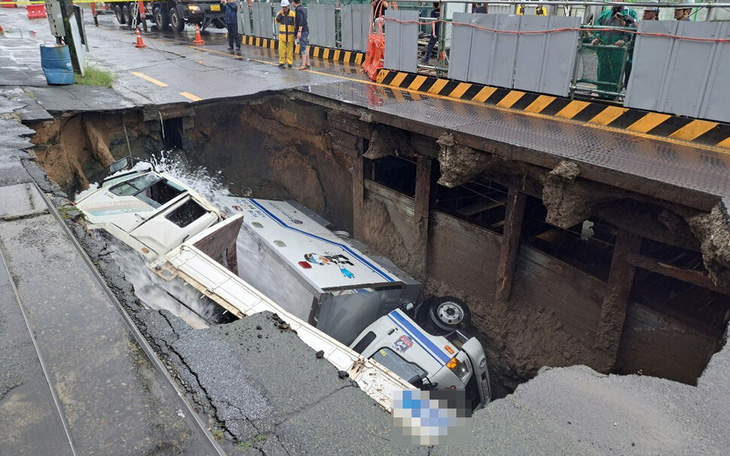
[[276, 0, 296, 68]]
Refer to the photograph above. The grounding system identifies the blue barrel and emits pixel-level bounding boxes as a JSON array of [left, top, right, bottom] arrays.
[[40, 44, 74, 85]]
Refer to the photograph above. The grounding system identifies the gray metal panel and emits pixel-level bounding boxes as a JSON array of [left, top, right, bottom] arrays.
[[448, 12, 474, 82], [252, 2, 275, 39], [701, 23, 730, 123], [238, 0, 252, 36], [626, 21, 730, 122], [660, 21, 730, 117], [486, 14, 521, 88], [514, 15, 580, 97], [384, 10, 419, 73], [662, 21, 721, 118], [308, 4, 336, 48], [341, 4, 369, 52], [624, 21, 676, 111]]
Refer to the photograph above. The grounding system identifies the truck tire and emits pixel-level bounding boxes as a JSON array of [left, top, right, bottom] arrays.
[[123, 4, 132, 27], [114, 5, 125, 25], [428, 296, 471, 331], [170, 6, 185, 32], [154, 7, 170, 31]]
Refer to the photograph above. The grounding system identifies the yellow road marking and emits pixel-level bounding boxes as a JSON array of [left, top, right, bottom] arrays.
[[590, 106, 628, 125], [428, 79, 449, 95], [391, 72, 408, 87], [131, 71, 167, 87], [524, 95, 555, 113], [627, 112, 671, 133], [669, 120, 719, 141], [408, 75, 427, 91], [472, 86, 497, 103], [449, 83, 472, 99], [180, 92, 202, 102], [183, 43, 730, 155], [556, 100, 590, 119], [496, 91, 525, 108]]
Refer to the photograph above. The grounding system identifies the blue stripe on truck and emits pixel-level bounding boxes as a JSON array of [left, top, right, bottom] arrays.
[[248, 198, 395, 283], [387, 311, 451, 365]]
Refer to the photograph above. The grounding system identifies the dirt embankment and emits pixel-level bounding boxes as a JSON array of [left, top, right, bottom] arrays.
[[28, 111, 160, 194]]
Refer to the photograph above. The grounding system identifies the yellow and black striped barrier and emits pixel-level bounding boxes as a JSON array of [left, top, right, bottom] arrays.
[[375, 69, 730, 150], [242, 35, 365, 67]]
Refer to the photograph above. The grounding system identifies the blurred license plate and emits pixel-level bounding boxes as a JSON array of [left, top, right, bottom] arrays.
[[211, 4, 220, 11]]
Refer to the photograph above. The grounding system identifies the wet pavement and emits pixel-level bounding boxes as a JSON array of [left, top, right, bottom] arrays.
[[2, 6, 730, 455]]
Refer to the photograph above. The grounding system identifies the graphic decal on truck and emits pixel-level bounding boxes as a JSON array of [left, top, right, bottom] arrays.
[[304, 253, 356, 279], [393, 335, 414, 353]]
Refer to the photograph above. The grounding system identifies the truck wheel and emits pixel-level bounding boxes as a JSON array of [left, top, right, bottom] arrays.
[[170, 6, 185, 32], [122, 4, 132, 27], [114, 5, 125, 25], [154, 7, 170, 31], [428, 296, 471, 331]]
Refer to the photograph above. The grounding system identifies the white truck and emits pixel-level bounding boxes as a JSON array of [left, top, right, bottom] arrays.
[[219, 197, 491, 409], [75, 161, 491, 411]]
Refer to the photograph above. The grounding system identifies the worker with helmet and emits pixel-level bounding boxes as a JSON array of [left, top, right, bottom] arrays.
[[276, 0, 297, 68], [675, 0, 694, 20], [642, 0, 660, 21]]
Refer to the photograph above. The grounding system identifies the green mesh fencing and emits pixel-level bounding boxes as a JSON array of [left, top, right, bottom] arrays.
[[574, 43, 629, 99]]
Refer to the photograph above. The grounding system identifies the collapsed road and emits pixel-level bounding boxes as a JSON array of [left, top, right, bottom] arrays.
[[1, 5, 730, 455]]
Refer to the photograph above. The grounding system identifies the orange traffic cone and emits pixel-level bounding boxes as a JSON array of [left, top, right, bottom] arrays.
[[193, 24, 204, 46], [134, 27, 146, 48]]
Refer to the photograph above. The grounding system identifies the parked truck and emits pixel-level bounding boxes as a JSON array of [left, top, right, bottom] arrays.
[[111, 1, 226, 32]]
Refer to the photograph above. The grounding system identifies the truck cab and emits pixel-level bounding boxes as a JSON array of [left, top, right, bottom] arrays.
[[352, 308, 491, 411]]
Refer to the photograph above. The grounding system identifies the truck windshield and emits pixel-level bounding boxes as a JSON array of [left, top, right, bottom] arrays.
[[371, 348, 427, 384]]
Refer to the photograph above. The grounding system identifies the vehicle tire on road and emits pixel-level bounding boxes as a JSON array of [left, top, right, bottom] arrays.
[[170, 6, 185, 32], [154, 7, 170, 31], [123, 4, 132, 27], [428, 296, 471, 331], [114, 5, 125, 25]]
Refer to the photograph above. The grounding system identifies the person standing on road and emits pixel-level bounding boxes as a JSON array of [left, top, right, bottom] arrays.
[[276, 0, 297, 68], [293, 0, 310, 70], [221, 0, 240, 52]]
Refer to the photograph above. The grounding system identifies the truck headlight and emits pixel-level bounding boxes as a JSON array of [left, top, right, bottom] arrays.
[[188, 5, 201, 12], [447, 357, 470, 383]]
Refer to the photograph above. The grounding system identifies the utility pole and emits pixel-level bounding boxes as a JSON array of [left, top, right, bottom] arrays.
[[46, 0, 80, 72]]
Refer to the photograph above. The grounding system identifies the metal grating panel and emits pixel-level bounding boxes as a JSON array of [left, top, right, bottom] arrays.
[[251, 2, 275, 39], [384, 10, 419, 73], [308, 4, 336, 48], [341, 4, 369, 52], [626, 21, 730, 123], [238, 0, 252, 36]]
